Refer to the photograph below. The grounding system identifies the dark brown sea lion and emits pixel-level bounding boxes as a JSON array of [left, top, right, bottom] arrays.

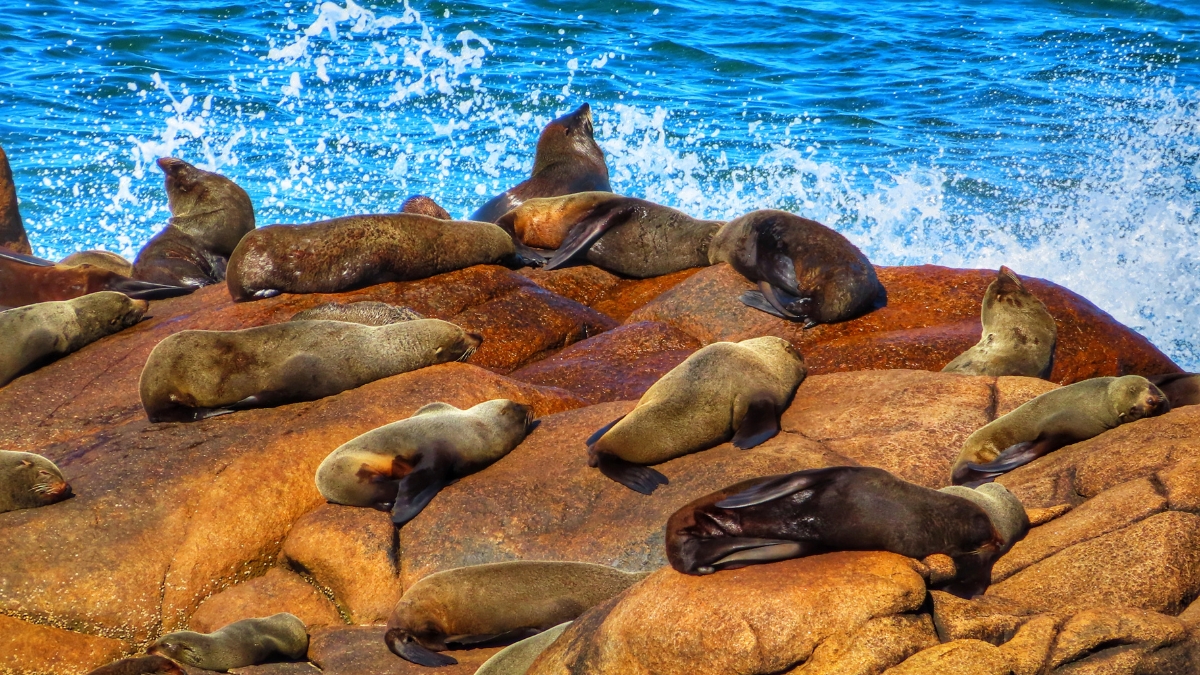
[[384, 561, 647, 667], [469, 104, 611, 224], [402, 194, 452, 219], [316, 399, 535, 525], [0, 450, 72, 513], [290, 300, 423, 326], [1149, 373, 1200, 409], [951, 375, 1169, 485], [0, 248, 193, 308], [60, 250, 134, 277], [225, 214, 515, 301], [132, 226, 228, 287], [85, 655, 185, 675], [942, 266, 1057, 379], [708, 209, 884, 327], [0, 144, 30, 254], [147, 613, 308, 672], [665, 466, 1027, 596]]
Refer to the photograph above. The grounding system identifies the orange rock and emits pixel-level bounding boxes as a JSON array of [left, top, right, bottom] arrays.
[[522, 265, 703, 322], [308, 626, 500, 675], [883, 640, 1012, 675], [189, 567, 342, 633], [0, 613, 127, 675]]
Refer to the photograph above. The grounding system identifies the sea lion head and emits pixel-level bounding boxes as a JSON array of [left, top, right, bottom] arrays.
[[385, 593, 458, 667], [938, 482, 1030, 550], [533, 103, 606, 174], [1108, 375, 1170, 423], [416, 320, 483, 364], [147, 632, 207, 667], [469, 398, 538, 436], [85, 655, 186, 675], [1, 451, 71, 509], [71, 291, 149, 335]]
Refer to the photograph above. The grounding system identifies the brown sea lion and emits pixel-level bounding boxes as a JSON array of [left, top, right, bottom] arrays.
[[147, 613, 307, 672], [139, 319, 482, 422], [1149, 373, 1200, 409], [587, 336, 807, 495], [225, 214, 515, 301], [0, 248, 193, 308], [474, 621, 571, 675], [316, 399, 535, 525], [290, 300, 424, 326], [384, 561, 647, 667], [85, 655, 185, 675], [469, 104, 611, 224], [0, 291, 148, 386], [708, 209, 884, 327], [402, 194, 452, 219], [60, 250, 134, 277], [0, 144, 30, 254], [942, 266, 1057, 379], [952, 375, 1169, 485], [666, 467, 1027, 596], [0, 450, 71, 513]]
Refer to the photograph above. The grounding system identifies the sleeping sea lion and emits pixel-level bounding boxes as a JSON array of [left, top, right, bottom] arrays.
[[0, 143, 30, 254], [666, 466, 1027, 596], [0, 248, 194, 308], [402, 194, 452, 219], [0, 450, 71, 513], [290, 300, 423, 326], [316, 399, 536, 525], [60, 250, 134, 277], [469, 104, 611, 224], [708, 209, 883, 327], [147, 613, 307, 672], [85, 655, 185, 675], [474, 621, 572, 675], [942, 266, 1057, 378], [951, 375, 1169, 485], [225, 214, 515, 301], [139, 319, 482, 422], [0, 291, 148, 386], [587, 336, 806, 495], [1148, 373, 1200, 409], [384, 561, 646, 667]]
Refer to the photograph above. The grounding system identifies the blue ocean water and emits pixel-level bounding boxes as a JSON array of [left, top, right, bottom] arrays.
[[1, 0, 1197, 366]]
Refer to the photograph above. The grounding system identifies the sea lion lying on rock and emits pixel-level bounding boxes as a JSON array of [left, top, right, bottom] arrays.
[[1148, 373, 1200, 409], [0, 450, 71, 513], [60, 250, 134, 276], [0, 248, 194, 308], [942, 266, 1057, 379], [289, 300, 423, 325], [85, 655, 184, 675], [147, 613, 307, 672]]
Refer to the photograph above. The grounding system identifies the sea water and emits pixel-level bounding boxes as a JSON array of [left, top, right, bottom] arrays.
[[1, 0, 1196, 367]]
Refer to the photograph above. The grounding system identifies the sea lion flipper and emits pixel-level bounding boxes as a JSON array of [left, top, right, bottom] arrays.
[[731, 395, 781, 449], [446, 628, 538, 647], [716, 471, 827, 509], [107, 277, 197, 300], [966, 438, 1054, 474], [387, 631, 459, 667], [595, 454, 668, 495], [0, 248, 55, 266], [391, 459, 453, 526], [739, 290, 791, 319], [544, 206, 632, 271], [585, 415, 627, 446]]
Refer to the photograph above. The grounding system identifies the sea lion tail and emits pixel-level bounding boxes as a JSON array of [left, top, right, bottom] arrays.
[[385, 629, 459, 667]]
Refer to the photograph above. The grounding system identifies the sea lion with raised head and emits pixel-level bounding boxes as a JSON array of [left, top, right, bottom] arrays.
[[0, 143, 30, 254], [85, 655, 184, 675], [226, 214, 516, 301], [708, 209, 883, 327], [60, 250, 134, 277], [0, 249, 194, 308], [586, 336, 806, 495], [952, 375, 1169, 485], [0, 291, 148, 386], [470, 104, 611, 224], [316, 399, 536, 525], [147, 613, 307, 672], [384, 561, 646, 667], [139, 319, 482, 422], [0, 450, 71, 513], [474, 621, 572, 675], [666, 466, 1027, 595], [1149, 373, 1200, 409], [942, 266, 1057, 379], [402, 194, 452, 219], [290, 300, 423, 326]]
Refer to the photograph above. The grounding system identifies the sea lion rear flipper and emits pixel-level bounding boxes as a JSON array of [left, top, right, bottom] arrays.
[[713, 541, 808, 569], [595, 453, 668, 495], [446, 628, 539, 647], [731, 395, 781, 449], [0, 248, 55, 266], [716, 470, 829, 509], [391, 459, 453, 526], [739, 290, 791, 319], [386, 630, 459, 667], [966, 436, 1061, 475], [585, 415, 627, 446], [108, 277, 197, 300], [544, 205, 633, 271]]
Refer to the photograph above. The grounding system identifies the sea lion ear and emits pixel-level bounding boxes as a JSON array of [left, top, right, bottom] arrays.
[[19, 460, 32, 467], [716, 471, 825, 509], [731, 395, 780, 449]]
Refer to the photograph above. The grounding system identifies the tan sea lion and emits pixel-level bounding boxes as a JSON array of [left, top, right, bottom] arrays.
[[225, 214, 515, 301], [0, 291, 148, 386], [474, 621, 571, 675], [384, 561, 646, 667], [85, 655, 185, 675], [139, 319, 482, 422], [316, 399, 536, 525], [951, 375, 1169, 485], [290, 300, 423, 326], [1148, 373, 1200, 409], [60, 250, 134, 277], [147, 613, 307, 672], [942, 266, 1057, 379], [0, 248, 194, 308], [0, 450, 71, 513], [469, 104, 611, 224], [708, 209, 884, 327], [0, 144, 30, 254], [666, 467, 1027, 596], [402, 194, 452, 219], [587, 336, 807, 494]]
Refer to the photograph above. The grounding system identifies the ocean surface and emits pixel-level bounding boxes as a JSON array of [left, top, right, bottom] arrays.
[[1, 0, 1197, 367]]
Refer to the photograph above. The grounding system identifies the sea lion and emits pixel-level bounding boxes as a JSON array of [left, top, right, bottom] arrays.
[[665, 466, 1027, 595], [708, 209, 884, 327], [140, 319, 482, 422], [474, 621, 571, 675], [402, 194, 452, 219], [586, 336, 807, 495], [0, 144, 30, 254], [316, 399, 536, 525], [0, 450, 71, 513], [384, 561, 646, 667], [0, 291, 148, 386], [469, 104, 611, 224], [290, 300, 424, 326], [225, 214, 515, 301], [0, 248, 194, 308], [85, 655, 185, 675], [951, 375, 1169, 485], [132, 225, 229, 287], [60, 250, 134, 277], [1149, 373, 1200, 409], [500, 193, 724, 278], [147, 613, 307, 672], [942, 266, 1057, 379]]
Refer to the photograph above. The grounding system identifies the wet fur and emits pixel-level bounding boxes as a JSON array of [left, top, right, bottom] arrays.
[[942, 266, 1057, 378]]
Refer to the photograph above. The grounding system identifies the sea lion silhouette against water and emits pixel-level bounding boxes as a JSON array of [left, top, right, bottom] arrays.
[[942, 266, 1057, 379]]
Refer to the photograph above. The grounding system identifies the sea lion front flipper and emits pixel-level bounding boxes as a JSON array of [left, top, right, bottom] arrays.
[[386, 631, 459, 667], [739, 290, 791, 319], [107, 277, 197, 300], [712, 541, 808, 569], [966, 435, 1062, 475], [595, 453, 668, 495], [731, 395, 781, 449], [544, 205, 633, 271], [0, 248, 55, 266], [446, 628, 539, 647], [716, 470, 829, 509], [585, 415, 627, 446], [391, 455, 454, 526]]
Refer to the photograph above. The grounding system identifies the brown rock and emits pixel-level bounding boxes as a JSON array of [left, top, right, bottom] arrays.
[[883, 639, 1013, 675], [930, 591, 1032, 644], [998, 615, 1059, 675], [995, 376, 1060, 416], [229, 665, 321, 675], [281, 505, 400, 625], [522, 265, 703, 322], [0, 613, 128, 675], [188, 567, 342, 633], [526, 553, 928, 675], [1160, 457, 1200, 513], [307, 625, 500, 675], [801, 614, 939, 675], [1048, 608, 1187, 671], [507, 322, 700, 403]]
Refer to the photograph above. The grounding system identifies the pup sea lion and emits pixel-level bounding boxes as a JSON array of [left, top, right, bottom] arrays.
[[1149, 373, 1200, 409], [85, 655, 185, 675], [0, 450, 71, 513], [402, 194, 452, 219], [708, 209, 883, 327], [139, 319, 482, 422], [474, 621, 571, 675], [0, 248, 194, 308], [587, 336, 806, 495], [316, 399, 535, 525], [952, 375, 1169, 485], [385, 561, 646, 667], [226, 214, 515, 301], [470, 104, 611, 224], [0, 291, 148, 386], [0, 144, 30, 254], [60, 250, 134, 277], [147, 612, 307, 672], [290, 300, 424, 326], [666, 467, 1026, 595], [942, 266, 1057, 378]]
